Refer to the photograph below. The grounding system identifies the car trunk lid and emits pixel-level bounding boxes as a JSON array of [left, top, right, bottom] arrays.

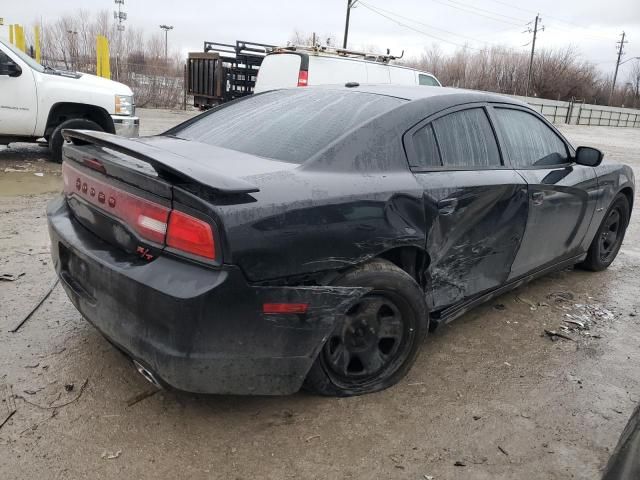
[[60, 130, 285, 263]]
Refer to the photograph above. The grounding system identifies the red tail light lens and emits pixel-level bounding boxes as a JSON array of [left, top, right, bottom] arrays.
[[63, 162, 170, 244], [297, 70, 308, 87], [166, 210, 216, 260], [263, 303, 309, 314], [63, 162, 218, 262]]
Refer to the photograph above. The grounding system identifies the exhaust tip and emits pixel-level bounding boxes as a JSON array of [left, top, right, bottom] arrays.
[[133, 360, 162, 388]]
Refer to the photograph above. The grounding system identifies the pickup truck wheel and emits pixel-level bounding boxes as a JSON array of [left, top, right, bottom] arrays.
[[304, 259, 428, 397], [579, 194, 630, 271], [48, 118, 103, 163]]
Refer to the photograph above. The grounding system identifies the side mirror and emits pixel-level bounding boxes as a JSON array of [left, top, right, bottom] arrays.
[[575, 146, 604, 167], [0, 60, 22, 77]]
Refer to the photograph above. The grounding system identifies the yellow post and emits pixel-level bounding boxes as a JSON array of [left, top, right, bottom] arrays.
[[9, 24, 14, 45], [96, 35, 111, 79], [34, 25, 41, 63], [15, 24, 26, 52]]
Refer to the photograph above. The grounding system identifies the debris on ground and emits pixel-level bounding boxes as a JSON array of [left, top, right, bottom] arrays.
[[454, 460, 466, 467], [10, 278, 59, 333], [126, 388, 159, 407], [547, 291, 575, 303], [16, 378, 88, 410], [498, 445, 509, 456], [0, 272, 25, 282], [101, 450, 122, 460], [305, 434, 320, 442], [544, 329, 575, 342], [1, 384, 17, 430], [516, 296, 538, 310], [64, 383, 74, 392], [494, 303, 506, 310]]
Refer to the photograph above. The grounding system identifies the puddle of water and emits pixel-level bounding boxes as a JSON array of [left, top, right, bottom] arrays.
[[0, 172, 62, 196]]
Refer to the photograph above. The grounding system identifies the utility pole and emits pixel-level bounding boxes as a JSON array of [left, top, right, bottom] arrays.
[[160, 25, 174, 59], [525, 14, 543, 97], [114, 0, 127, 81], [608, 31, 628, 106], [343, 0, 358, 49]]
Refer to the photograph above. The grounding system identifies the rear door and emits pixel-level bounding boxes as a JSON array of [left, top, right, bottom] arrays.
[[253, 53, 302, 92], [489, 105, 598, 279], [405, 105, 528, 310]]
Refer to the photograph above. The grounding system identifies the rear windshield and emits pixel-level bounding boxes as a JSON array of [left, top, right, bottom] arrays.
[[172, 89, 405, 163]]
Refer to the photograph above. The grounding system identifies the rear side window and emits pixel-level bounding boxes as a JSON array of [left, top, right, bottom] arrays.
[[173, 89, 404, 164], [432, 108, 501, 168], [493, 108, 568, 167], [419, 74, 440, 86], [411, 124, 441, 168]]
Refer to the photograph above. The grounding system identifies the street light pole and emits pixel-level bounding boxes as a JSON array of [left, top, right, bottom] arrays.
[[342, 0, 358, 49], [160, 25, 173, 59]]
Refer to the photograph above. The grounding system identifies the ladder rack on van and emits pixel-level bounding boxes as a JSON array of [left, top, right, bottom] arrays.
[[186, 40, 275, 109], [274, 44, 404, 64]]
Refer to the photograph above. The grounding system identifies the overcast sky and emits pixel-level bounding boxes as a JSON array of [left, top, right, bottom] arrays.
[[2, 0, 639, 77]]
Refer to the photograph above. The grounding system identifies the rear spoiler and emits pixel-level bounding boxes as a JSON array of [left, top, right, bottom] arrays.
[[62, 130, 260, 195]]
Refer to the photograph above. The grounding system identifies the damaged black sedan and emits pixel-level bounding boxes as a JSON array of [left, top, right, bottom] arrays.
[[47, 85, 634, 396]]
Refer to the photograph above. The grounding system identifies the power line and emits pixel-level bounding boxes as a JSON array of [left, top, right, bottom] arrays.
[[358, 1, 526, 56], [426, 0, 525, 26], [361, 1, 511, 47], [482, 0, 614, 40], [443, 0, 527, 23]]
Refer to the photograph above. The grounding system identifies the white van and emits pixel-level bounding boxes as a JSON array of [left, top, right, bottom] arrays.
[[254, 46, 441, 93]]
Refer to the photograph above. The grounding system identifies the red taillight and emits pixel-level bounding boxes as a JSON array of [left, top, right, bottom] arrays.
[[166, 210, 216, 260], [263, 303, 309, 314], [297, 70, 308, 87], [63, 162, 218, 261], [63, 162, 170, 244]]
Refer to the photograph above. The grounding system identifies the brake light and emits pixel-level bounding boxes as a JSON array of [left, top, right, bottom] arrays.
[[263, 303, 309, 314], [63, 162, 218, 261], [166, 210, 216, 260], [297, 70, 308, 87]]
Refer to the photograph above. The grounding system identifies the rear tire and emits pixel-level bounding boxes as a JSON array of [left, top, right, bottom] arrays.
[[304, 259, 428, 397], [48, 118, 103, 163], [579, 194, 630, 271]]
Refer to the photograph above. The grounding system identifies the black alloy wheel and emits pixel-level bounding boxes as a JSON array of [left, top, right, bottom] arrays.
[[580, 193, 630, 271], [323, 292, 409, 382], [599, 206, 624, 263], [304, 259, 428, 396]]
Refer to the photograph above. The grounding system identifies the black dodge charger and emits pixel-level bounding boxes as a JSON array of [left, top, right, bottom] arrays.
[[47, 85, 635, 396]]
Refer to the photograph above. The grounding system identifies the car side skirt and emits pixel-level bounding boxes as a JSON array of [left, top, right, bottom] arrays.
[[432, 253, 587, 328]]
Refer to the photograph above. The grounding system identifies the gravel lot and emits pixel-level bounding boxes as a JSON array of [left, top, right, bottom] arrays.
[[0, 109, 639, 480]]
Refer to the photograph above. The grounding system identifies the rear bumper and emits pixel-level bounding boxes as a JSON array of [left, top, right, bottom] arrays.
[[47, 196, 363, 395], [111, 115, 140, 137]]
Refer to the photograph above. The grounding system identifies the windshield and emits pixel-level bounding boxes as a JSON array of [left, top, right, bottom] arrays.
[[0, 39, 45, 73], [172, 89, 405, 164]]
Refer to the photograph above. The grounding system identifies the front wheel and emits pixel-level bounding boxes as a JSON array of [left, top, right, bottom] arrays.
[[48, 118, 103, 163], [304, 259, 428, 397], [579, 194, 630, 271]]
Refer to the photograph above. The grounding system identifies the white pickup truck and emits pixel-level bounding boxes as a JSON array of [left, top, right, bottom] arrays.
[[0, 38, 139, 163]]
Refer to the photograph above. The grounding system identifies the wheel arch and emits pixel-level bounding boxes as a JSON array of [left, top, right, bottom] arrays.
[[375, 246, 431, 290], [619, 186, 634, 216], [45, 102, 115, 138]]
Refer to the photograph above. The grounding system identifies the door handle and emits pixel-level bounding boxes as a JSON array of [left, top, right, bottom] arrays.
[[437, 198, 458, 215], [532, 191, 544, 206]]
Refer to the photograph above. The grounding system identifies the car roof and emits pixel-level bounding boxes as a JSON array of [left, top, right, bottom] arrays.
[[311, 83, 528, 107]]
